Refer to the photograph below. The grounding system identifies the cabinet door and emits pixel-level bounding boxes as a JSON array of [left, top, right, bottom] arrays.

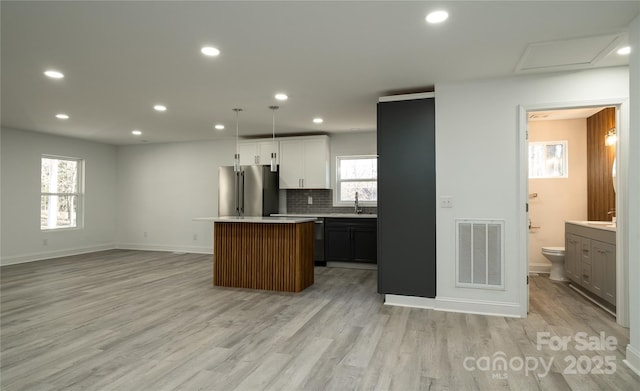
[[279, 140, 304, 189], [325, 226, 351, 261], [302, 138, 329, 188], [238, 143, 258, 165], [258, 141, 279, 165], [352, 225, 377, 263], [603, 242, 616, 305], [580, 238, 593, 291], [590, 241, 606, 298], [565, 233, 581, 283], [592, 240, 616, 304]]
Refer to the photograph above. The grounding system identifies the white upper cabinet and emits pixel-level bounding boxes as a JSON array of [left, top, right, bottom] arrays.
[[238, 143, 258, 165], [279, 136, 330, 189], [258, 141, 279, 165], [238, 140, 279, 166]]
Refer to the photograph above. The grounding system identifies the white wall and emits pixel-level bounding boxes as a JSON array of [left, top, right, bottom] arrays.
[[434, 67, 629, 316], [115, 139, 235, 253], [0, 128, 117, 265], [528, 119, 587, 270], [115, 132, 377, 250], [625, 13, 640, 376]]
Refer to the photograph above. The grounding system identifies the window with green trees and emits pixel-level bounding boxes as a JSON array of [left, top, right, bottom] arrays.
[[41, 156, 84, 230]]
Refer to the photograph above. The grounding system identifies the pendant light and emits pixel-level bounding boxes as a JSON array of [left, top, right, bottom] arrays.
[[233, 108, 243, 172], [269, 105, 279, 172]]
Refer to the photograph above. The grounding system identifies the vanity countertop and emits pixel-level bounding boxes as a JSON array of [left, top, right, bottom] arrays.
[[566, 220, 616, 232]]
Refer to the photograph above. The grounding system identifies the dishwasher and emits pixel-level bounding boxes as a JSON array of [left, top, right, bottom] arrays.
[[314, 218, 326, 266]]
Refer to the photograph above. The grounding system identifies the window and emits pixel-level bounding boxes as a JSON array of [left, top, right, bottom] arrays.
[[335, 155, 377, 206], [528, 141, 568, 179], [41, 156, 83, 230]]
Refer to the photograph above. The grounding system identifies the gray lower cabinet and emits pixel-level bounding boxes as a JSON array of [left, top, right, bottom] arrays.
[[565, 233, 582, 282], [565, 223, 616, 306], [325, 218, 377, 264], [581, 239, 593, 291], [592, 240, 616, 304]]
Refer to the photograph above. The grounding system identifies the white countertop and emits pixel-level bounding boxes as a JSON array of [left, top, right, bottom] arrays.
[[193, 216, 317, 224], [271, 213, 377, 219], [566, 220, 616, 232]]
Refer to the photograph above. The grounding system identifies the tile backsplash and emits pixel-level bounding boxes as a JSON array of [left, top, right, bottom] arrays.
[[286, 189, 377, 214]]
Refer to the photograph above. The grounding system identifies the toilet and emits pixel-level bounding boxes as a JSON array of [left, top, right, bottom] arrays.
[[541, 246, 567, 282]]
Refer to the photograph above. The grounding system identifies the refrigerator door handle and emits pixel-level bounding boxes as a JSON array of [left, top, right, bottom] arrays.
[[235, 172, 240, 215], [240, 171, 245, 214]]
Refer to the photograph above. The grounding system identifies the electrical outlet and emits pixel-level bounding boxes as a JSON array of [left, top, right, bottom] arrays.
[[308, 196, 313, 205], [440, 196, 453, 208], [143, 231, 148, 238], [193, 234, 198, 241], [43, 239, 48, 246]]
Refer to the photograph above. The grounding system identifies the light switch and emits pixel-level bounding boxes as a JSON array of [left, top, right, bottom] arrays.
[[440, 196, 453, 208]]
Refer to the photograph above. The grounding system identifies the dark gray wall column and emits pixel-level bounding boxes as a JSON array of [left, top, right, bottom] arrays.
[[377, 96, 436, 298]]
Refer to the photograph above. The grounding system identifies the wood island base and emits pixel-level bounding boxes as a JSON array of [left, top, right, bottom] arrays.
[[213, 220, 314, 292]]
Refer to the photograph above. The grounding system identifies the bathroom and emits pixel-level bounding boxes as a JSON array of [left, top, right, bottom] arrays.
[[528, 107, 617, 302]]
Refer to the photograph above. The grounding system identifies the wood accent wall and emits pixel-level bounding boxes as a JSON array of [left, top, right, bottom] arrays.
[[587, 107, 616, 221], [213, 222, 314, 292]]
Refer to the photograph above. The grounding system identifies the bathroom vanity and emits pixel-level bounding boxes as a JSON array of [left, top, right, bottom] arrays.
[[565, 221, 616, 308]]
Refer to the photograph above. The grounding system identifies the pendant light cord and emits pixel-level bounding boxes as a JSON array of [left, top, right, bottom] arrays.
[[270, 105, 279, 146], [233, 108, 243, 154]]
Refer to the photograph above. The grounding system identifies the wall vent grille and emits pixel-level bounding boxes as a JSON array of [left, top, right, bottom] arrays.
[[456, 219, 505, 290]]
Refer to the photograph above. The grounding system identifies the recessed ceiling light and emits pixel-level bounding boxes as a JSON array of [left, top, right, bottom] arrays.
[[426, 10, 448, 24], [132, 130, 142, 136], [154, 104, 167, 112], [313, 118, 323, 124], [214, 124, 225, 130], [275, 93, 288, 101], [55, 113, 69, 119], [201, 46, 220, 56], [617, 46, 631, 55], [44, 70, 64, 79]]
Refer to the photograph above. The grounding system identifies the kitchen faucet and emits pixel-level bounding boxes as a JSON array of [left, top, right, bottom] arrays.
[[354, 191, 363, 214]]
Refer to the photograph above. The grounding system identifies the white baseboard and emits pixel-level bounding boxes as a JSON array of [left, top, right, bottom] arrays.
[[384, 294, 523, 318], [529, 262, 551, 274], [116, 242, 213, 255], [624, 344, 640, 377], [0, 243, 116, 266]]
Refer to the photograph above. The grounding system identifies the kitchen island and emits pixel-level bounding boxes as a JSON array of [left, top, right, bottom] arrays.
[[195, 216, 316, 292]]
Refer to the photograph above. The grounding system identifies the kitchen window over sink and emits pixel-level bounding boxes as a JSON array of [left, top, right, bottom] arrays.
[[335, 155, 377, 206]]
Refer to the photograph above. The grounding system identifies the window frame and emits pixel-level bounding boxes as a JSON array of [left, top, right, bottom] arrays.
[[334, 154, 378, 207], [40, 154, 85, 231], [528, 140, 569, 179]]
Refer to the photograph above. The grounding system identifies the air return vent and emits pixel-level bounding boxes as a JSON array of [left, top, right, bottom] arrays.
[[456, 219, 505, 290]]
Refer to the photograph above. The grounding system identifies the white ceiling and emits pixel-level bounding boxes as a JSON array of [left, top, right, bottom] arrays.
[[528, 107, 608, 121], [1, 1, 638, 145]]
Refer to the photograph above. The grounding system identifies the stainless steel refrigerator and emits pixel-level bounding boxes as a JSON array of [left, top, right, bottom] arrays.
[[218, 165, 279, 216]]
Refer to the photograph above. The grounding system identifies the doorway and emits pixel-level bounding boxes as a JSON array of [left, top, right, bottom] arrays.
[[518, 100, 628, 326]]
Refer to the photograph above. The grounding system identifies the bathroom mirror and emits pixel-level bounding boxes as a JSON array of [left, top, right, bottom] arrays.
[[612, 157, 617, 193]]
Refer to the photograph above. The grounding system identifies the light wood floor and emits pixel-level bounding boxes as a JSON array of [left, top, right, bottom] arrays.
[[1, 250, 638, 390]]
